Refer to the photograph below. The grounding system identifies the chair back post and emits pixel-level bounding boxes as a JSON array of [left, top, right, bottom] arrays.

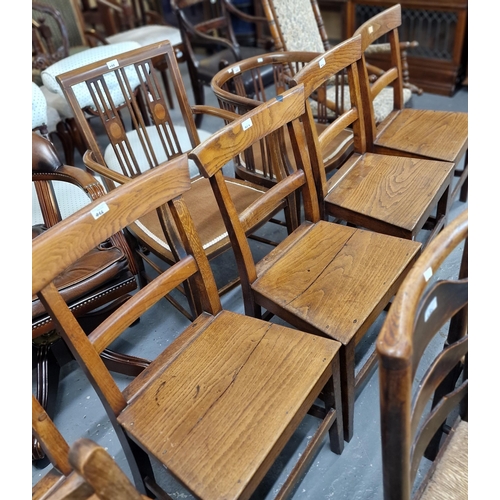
[[289, 35, 367, 215], [189, 84, 321, 314], [354, 3, 405, 146]]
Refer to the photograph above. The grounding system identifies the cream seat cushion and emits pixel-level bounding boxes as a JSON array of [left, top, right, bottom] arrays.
[[41, 41, 142, 110], [104, 126, 213, 180], [106, 25, 182, 48]]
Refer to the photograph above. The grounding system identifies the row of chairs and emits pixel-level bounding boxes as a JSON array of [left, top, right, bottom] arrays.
[[32, 142, 468, 500], [33, 7, 467, 500], [32, 4, 468, 499]]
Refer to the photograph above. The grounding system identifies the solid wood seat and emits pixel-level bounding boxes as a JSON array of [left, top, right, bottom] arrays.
[[354, 4, 468, 204], [189, 81, 422, 442], [377, 208, 468, 500], [290, 36, 455, 247], [32, 154, 345, 499], [57, 41, 294, 315]]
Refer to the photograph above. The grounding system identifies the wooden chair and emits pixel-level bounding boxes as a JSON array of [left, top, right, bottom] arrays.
[[259, 0, 420, 123], [32, 396, 149, 500], [377, 208, 468, 500], [189, 82, 423, 442], [57, 40, 294, 313], [33, 0, 144, 165], [32, 154, 345, 500], [211, 50, 354, 187], [290, 35, 455, 248], [170, 0, 275, 126], [32, 133, 149, 467], [354, 4, 468, 205]]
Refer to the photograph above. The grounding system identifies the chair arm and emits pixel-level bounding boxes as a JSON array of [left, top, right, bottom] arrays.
[[222, 0, 268, 25], [191, 105, 240, 123], [83, 150, 132, 187]]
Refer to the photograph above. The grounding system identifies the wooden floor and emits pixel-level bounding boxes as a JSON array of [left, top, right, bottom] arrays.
[[31, 58, 468, 499]]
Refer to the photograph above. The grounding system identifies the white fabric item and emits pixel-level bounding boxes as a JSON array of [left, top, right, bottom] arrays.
[[104, 125, 212, 180], [32, 179, 101, 225], [40, 84, 74, 120], [41, 41, 141, 109], [106, 25, 182, 48], [32, 82, 62, 133]]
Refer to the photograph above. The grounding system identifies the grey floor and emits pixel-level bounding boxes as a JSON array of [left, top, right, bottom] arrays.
[[32, 58, 468, 499]]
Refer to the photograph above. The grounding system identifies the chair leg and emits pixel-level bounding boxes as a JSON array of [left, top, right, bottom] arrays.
[[32, 338, 65, 468], [339, 341, 356, 442]]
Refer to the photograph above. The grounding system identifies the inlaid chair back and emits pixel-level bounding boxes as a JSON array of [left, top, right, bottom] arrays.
[[57, 40, 291, 309], [32, 154, 345, 500], [260, 0, 417, 123], [354, 4, 468, 204], [290, 35, 455, 248], [377, 208, 468, 500], [211, 50, 354, 187], [190, 65, 422, 442]]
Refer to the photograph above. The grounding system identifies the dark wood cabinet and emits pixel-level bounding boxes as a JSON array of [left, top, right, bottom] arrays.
[[344, 0, 468, 95]]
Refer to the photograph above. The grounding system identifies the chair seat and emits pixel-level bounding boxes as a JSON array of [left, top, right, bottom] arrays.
[[32, 226, 133, 324], [252, 220, 421, 346], [128, 176, 268, 261], [374, 108, 469, 162], [106, 24, 183, 48], [419, 420, 468, 500], [41, 41, 142, 109], [323, 152, 456, 239], [103, 125, 212, 179], [119, 309, 341, 500]]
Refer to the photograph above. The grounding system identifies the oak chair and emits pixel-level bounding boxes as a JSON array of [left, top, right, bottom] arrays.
[[32, 396, 149, 500], [32, 133, 149, 467], [290, 35, 455, 248], [189, 82, 422, 442], [32, 154, 345, 500], [211, 50, 354, 187], [57, 40, 294, 312], [354, 4, 468, 205], [377, 208, 468, 500], [259, 0, 418, 123], [170, 0, 275, 126]]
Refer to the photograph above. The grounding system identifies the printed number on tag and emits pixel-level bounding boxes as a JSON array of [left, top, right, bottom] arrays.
[[91, 202, 109, 219], [319, 58, 326, 68], [107, 59, 119, 69], [242, 118, 252, 131]]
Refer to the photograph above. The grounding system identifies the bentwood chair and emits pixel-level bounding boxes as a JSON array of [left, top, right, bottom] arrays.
[[32, 154, 345, 500], [354, 4, 468, 204], [211, 50, 354, 186], [291, 35, 455, 248], [377, 208, 468, 500], [170, 0, 275, 126], [32, 133, 148, 467], [259, 0, 419, 123], [189, 82, 422, 442], [57, 41, 295, 312], [32, 396, 149, 500]]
